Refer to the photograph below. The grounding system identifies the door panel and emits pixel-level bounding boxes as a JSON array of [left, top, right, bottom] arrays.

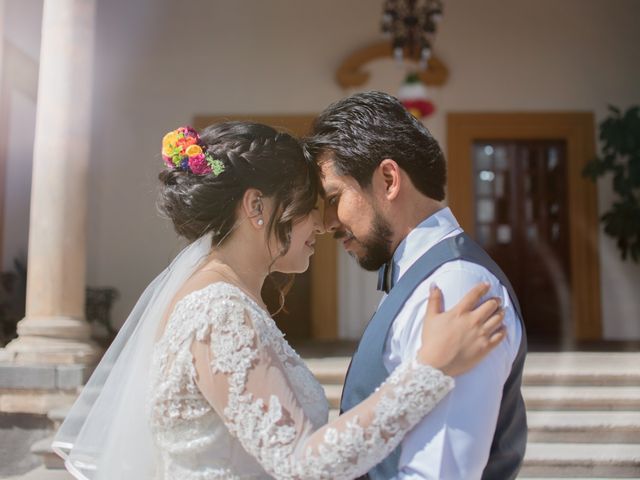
[[472, 140, 571, 342], [447, 112, 601, 343]]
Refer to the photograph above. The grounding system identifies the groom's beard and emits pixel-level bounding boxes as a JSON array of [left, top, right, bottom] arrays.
[[334, 211, 393, 271]]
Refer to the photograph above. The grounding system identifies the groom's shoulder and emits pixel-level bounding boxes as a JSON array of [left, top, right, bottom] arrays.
[[395, 259, 500, 320], [420, 257, 499, 290], [403, 259, 515, 324], [393, 259, 521, 361]]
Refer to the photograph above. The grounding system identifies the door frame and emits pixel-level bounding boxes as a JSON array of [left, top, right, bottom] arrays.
[[447, 112, 602, 341], [193, 114, 338, 340]]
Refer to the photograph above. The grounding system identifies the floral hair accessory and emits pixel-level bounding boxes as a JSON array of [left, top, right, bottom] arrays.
[[161, 126, 225, 176]]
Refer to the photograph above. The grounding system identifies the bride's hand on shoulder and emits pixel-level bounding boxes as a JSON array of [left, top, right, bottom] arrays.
[[418, 283, 506, 377]]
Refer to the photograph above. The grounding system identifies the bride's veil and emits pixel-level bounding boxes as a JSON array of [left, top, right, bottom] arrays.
[[52, 233, 212, 479]]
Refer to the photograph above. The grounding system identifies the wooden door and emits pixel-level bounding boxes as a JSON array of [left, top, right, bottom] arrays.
[[473, 140, 571, 342], [447, 112, 601, 343]]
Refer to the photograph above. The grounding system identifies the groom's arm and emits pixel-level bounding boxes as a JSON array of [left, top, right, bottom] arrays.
[[384, 261, 522, 480]]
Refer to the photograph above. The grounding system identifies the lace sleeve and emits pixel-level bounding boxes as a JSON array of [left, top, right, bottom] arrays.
[[191, 288, 454, 480]]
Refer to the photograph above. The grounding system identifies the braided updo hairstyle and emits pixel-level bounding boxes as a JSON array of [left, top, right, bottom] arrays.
[[158, 121, 320, 258]]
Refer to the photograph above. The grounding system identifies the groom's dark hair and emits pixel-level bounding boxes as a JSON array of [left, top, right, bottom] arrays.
[[304, 91, 446, 201]]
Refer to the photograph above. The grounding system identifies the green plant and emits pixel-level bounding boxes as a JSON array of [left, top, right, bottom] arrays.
[[0, 258, 27, 347], [583, 105, 640, 262]]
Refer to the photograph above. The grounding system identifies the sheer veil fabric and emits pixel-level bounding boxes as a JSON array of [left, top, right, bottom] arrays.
[[52, 233, 213, 479]]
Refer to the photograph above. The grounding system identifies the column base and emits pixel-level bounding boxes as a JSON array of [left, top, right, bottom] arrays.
[[3, 316, 103, 365], [2, 337, 102, 365], [16, 315, 92, 340]]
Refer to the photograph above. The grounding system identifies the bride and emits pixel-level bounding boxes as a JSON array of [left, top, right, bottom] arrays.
[[53, 122, 506, 479]]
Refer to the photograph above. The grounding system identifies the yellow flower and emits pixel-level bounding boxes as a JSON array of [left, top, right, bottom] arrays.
[[162, 145, 174, 157], [162, 130, 180, 150], [185, 144, 203, 157]]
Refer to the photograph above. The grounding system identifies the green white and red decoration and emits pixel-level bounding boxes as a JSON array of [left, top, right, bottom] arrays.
[[398, 72, 435, 119]]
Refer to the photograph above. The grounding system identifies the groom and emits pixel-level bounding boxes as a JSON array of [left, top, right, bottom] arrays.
[[305, 91, 527, 479]]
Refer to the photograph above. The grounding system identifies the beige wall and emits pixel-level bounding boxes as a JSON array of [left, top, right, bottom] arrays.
[[4, 0, 640, 339], [1, 0, 41, 271]]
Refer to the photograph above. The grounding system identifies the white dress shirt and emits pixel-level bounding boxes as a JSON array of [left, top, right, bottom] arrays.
[[382, 208, 522, 480]]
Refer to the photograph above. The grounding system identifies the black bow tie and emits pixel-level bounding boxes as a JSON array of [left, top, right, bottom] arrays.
[[377, 261, 394, 294]]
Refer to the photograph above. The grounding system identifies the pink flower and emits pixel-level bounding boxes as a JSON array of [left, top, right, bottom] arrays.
[[179, 126, 199, 139], [188, 154, 211, 175], [162, 154, 174, 168]]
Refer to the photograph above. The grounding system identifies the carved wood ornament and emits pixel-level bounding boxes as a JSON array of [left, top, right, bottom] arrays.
[[335, 41, 449, 89]]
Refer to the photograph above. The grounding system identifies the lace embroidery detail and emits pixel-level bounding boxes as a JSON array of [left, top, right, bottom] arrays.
[[249, 313, 328, 427], [204, 288, 454, 479], [300, 362, 453, 479], [241, 360, 452, 479], [148, 281, 453, 479], [148, 282, 328, 478]]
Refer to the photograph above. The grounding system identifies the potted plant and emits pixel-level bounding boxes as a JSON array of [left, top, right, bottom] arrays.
[[583, 106, 640, 262]]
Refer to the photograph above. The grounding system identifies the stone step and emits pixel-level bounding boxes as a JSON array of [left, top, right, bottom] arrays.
[[3, 465, 73, 479], [523, 353, 640, 387], [323, 384, 342, 409], [328, 408, 640, 444], [527, 411, 640, 443], [524, 386, 640, 411], [521, 443, 640, 478], [6, 466, 639, 480], [324, 385, 640, 412], [47, 406, 71, 430], [26, 406, 75, 471], [30, 436, 64, 470], [304, 357, 347, 385], [306, 352, 640, 387]]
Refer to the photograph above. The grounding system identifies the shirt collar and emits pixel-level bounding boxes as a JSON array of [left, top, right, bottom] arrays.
[[390, 207, 461, 284]]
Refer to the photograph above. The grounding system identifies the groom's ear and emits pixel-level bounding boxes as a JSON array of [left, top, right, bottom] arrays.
[[376, 159, 401, 202]]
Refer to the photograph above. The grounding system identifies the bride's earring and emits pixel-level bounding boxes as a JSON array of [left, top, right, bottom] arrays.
[[256, 195, 264, 227], [255, 196, 264, 227]]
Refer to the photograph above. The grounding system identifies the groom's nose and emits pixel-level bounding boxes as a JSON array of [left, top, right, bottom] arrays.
[[323, 206, 340, 233], [311, 208, 326, 234]]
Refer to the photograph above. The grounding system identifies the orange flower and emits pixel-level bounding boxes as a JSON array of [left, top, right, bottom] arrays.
[[185, 144, 203, 157], [176, 136, 197, 149]]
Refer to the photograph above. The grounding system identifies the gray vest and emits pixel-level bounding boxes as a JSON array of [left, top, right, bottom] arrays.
[[340, 233, 528, 480]]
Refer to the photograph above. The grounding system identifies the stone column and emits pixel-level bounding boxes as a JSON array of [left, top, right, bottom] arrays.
[[3, 0, 100, 365]]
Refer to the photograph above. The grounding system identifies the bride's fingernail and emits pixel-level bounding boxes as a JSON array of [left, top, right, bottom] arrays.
[[429, 283, 438, 292]]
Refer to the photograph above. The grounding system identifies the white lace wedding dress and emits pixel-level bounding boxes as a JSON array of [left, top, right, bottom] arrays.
[[147, 282, 454, 480]]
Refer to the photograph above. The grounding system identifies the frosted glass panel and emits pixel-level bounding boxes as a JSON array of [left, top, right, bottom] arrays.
[[477, 199, 495, 223]]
